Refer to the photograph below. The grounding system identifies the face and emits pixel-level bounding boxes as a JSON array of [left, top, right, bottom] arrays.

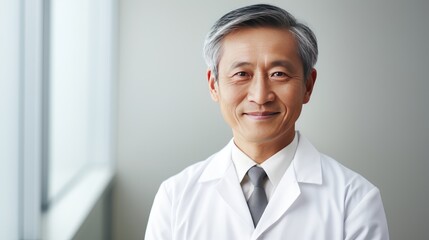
[[208, 27, 317, 149]]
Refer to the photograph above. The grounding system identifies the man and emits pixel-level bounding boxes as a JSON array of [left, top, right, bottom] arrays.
[[145, 4, 389, 240]]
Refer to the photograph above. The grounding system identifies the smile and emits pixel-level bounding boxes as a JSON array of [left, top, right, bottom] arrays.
[[244, 111, 280, 120]]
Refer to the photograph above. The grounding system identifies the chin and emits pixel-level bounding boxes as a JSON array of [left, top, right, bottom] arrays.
[[242, 133, 277, 143]]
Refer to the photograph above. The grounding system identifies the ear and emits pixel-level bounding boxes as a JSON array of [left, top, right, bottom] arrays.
[[303, 68, 317, 104], [207, 69, 219, 102]]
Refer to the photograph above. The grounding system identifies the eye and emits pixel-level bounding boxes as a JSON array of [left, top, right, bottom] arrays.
[[270, 71, 290, 80], [230, 71, 251, 82], [233, 71, 249, 77], [271, 72, 286, 77], [228, 71, 252, 84]]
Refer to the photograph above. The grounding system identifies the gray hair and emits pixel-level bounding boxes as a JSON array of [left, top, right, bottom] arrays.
[[203, 4, 318, 81]]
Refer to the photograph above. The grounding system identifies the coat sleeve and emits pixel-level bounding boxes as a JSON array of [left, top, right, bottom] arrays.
[[344, 187, 389, 240], [145, 182, 173, 240]]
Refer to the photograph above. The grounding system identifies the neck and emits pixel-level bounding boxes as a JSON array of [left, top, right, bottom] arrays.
[[233, 132, 295, 164]]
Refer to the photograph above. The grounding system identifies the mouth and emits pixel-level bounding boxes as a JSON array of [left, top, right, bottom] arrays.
[[243, 111, 280, 120]]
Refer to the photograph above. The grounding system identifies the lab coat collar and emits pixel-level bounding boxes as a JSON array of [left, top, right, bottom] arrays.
[[197, 133, 323, 238], [198, 132, 322, 185], [198, 139, 235, 183], [293, 132, 322, 185]]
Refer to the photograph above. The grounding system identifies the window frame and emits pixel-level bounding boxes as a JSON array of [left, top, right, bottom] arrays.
[[21, 0, 44, 238]]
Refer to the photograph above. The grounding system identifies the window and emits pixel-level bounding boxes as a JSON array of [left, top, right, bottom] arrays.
[[0, 0, 117, 239], [46, 0, 115, 206]]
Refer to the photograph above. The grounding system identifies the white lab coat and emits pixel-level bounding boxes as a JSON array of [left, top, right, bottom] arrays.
[[145, 133, 389, 240]]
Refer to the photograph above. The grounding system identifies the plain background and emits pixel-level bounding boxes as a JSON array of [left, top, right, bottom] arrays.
[[115, 0, 429, 239]]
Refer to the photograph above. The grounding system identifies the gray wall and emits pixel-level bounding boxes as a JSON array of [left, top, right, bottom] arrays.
[[115, 1, 429, 239]]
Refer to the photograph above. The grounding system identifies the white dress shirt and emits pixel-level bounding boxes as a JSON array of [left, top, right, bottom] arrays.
[[231, 132, 298, 201]]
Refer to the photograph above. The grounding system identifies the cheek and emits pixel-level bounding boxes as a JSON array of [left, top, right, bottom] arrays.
[[219, 96, 242, 116], [218, 89, 247, 125], [220, 85, 247, 107], [277, 86, 306, 109]]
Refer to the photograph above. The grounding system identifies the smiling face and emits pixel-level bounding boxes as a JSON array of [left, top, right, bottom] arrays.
[[208, 27, 317, 157]]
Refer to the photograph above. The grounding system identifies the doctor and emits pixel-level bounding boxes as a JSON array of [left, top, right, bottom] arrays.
[[145, 4, 389, 240]]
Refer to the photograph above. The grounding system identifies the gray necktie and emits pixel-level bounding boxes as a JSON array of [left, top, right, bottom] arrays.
[[247, 166, 268, 227]]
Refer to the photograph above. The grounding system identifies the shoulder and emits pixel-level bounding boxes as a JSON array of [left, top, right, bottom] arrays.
[[319, 153, 382, 216], [161, 154, 213, 195], [317, 155, 389, 238], [296, 133, 377, 194], [320, 154, 375, 191], [296, 133, 381, 213], [161, 139, 233, 190]]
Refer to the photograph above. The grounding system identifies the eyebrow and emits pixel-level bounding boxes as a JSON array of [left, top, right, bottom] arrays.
[[268, 60, 297, 73], [229, 61, 253, 71], [228, 60, 297, 73]]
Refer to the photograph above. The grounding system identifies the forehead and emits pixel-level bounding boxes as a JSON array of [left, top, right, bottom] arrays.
[[218, 27, 301, 69]]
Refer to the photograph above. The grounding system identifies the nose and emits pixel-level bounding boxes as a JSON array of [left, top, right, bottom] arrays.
[[247, 74, 275, 104]]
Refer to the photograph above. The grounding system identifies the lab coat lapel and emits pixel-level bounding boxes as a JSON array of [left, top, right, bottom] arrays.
[[198, 140, 254, 228], [216, 163, 254, 227], [252, 164, 301, 239], [252, 133, 322, 239]]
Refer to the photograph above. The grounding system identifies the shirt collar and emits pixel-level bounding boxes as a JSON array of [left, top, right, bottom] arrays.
[[231, 132, 299, 188]]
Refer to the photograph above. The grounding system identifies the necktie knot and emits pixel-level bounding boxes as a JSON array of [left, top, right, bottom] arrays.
[[248, 166, 267, 187]]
